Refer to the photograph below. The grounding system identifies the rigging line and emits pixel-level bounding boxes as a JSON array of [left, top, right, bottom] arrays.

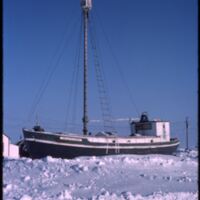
[[70, 13, 83, 131], [71, 23, 82, 130], [26, 13, 80, 123], [90, 14, 112, 95], [89, 12, 114, 112], [27, 13, 81, 122], [93, 9, 140, 117], [24, 5, 78, 124], [63, 42, 79, 131], [90, 13, 116, 130], [70, 18, 83, 132], [64, 15, 83, 131], [89, 42, 115, 131], [89, 13, 116, 134], [27, 14, 80, 122]]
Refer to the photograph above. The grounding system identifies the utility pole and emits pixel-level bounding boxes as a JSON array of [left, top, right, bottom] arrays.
[[185, 117, 189, 150]]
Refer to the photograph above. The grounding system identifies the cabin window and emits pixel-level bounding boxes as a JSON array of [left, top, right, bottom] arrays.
[[151, 140, 153, 143], [135, 122, 152, 132], [163, 124, 165, 129], [112, 140, 115, 143], [127, 140, 130, 143], [163, 124, 166, 139]]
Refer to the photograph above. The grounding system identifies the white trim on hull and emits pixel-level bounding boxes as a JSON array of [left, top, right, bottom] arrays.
[[24, 138, 180, 149]]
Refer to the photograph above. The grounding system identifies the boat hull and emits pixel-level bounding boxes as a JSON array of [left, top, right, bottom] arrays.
[[20, 139, 179, 159], [19, 129, 180, 159]]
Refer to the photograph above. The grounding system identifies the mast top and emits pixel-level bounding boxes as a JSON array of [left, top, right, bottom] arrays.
[[81, 0, 92, 11]]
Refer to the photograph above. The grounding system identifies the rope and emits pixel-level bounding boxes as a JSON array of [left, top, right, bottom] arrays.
[[27, 13, 81, 123], [93, 8, 140, 117], [89, 13, 117, 134], [64, 15, 83, 132]]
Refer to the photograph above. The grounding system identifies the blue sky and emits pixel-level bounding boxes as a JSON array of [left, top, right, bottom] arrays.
[[3, 0, 197, 148]]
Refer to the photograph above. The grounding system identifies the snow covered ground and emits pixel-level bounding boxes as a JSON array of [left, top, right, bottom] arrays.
[[3, 148, 198, 200]]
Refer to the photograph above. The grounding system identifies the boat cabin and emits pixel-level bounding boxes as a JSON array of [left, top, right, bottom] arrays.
[[130, 113, 170, 141]]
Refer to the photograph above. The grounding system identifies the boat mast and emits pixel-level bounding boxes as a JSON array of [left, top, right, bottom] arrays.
[[81, 0, 92, 135]]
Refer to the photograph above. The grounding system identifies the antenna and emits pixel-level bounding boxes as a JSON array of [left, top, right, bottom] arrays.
[[185, 117, 189, 150]]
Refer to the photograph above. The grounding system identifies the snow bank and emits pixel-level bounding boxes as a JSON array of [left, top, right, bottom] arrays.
[[92, 191, 198, 200], [3, 149, 198, 200]]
